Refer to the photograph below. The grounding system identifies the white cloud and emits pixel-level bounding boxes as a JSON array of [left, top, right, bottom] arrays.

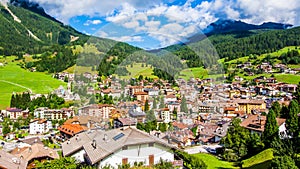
[[29, 0, 300, 48], [84, 19, 102, 26]]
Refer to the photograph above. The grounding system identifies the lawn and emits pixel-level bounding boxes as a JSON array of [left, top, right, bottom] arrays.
[[274, 74, 300, 84], [241, 148, 274, 169], [64, 65, 98, 75], [117, 63, 158, 79], [178, 67, 208, 80], [0, 57, 66, 109], [192, 153, 238, 169]]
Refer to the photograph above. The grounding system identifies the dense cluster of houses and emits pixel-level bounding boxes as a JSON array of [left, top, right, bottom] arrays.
[[0, 68, 298, 168]]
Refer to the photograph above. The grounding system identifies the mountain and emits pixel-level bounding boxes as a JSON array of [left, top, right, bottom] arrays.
[[202, 19, 293, 35], [0, 0, 89, 55], [163, 21, 300, 67]]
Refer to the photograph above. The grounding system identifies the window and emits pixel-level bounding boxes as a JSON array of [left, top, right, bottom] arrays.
[[122, 158, 128, 165], [148, 143, 154, 147], [122, 146, 128, 150]]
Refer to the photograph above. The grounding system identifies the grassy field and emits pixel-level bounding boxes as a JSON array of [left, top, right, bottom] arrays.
[[178, 67, 208, 80], [117, 63, 158, 79], [0, 56, 66, 109], [65, 65, 98, 75], [192, 153, 238, 169], [274, 74, 300, 84], [241, 149, 274, 169]]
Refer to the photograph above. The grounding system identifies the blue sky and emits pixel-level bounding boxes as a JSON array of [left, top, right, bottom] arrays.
[[29, 0, 300, 49]]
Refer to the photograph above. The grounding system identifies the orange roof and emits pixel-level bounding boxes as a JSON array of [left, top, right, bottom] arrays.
[[58, 124, 87, 136], [134, 91, 148, 95]]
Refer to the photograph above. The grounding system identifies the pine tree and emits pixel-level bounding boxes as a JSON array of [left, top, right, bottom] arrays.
[[271, 101, 281, 117], [159, 96, 165, 109], [10, 94, 16, 108], [152, 97, 157, 109], [180, 95, 188, 113], [263, 110, 279, 148], [286, 100, 299, 137], [144, 100, 149, 112]]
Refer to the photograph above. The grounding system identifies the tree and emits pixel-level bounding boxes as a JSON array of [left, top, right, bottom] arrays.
[[271, 155, 298, 169], [158, 123, 167, 132], [144, 100, 149, 112], [180, 95, 188, 113], [286, 100, 299, 137], [263, 110, 279, 148], [159, 96, 165, 109], [152, 97, 157, 109], [271, 101, 281, 117], [2, 124, 11, 135], [146, 110, 156, 122]]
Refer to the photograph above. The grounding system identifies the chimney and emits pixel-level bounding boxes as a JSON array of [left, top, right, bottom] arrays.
[[67, 140, 70, 144], [28, 147, 32, 153], [103, 134, 108, 141], [92, 139, 97, 149]]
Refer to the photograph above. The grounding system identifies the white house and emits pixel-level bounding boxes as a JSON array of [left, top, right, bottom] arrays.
[[62, 127, 176, 168], [160, 108, 173, 123], [29, 119, 53, 135]]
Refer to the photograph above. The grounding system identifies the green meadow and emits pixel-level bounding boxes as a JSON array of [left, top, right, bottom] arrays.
[[0, 56, 66, 109]]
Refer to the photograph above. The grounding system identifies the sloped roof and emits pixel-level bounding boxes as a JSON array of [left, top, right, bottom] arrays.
[[62, 127, 176, 165], [11, 143, 59, 162], [0, 150, 27, 169]]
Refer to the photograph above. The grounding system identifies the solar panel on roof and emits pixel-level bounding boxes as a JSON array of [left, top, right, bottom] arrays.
[[113, 133, 125, 141]]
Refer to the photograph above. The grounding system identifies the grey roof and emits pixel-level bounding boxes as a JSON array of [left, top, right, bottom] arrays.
[[0, 150, 28, 169], [62, 127, 176, 165]]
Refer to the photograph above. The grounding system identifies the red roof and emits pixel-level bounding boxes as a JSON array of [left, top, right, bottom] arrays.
[[58, 124, 87, 136]]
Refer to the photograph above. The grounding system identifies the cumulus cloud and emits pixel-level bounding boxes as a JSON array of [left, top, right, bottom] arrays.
[[29, 0, 300, 48], [84, 19, 102, 26]]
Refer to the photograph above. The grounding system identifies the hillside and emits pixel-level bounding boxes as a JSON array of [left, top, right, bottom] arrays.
[[0, 1, 88, 55], [163, 21, 300, 66]]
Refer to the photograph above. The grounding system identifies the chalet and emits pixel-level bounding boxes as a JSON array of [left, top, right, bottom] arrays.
[[11, 143, 59, 168], [113, 118, 136, 128], [0, 150, 27, 169], [159, 108, 173, 123], [240, 115, 287, 138], [5, 108, 29, 120], [34, 107, 69, 120], [61, 127, 176, 168]]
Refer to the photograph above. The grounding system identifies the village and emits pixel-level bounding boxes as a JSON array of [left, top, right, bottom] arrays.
[[0, 60, 299, 169]]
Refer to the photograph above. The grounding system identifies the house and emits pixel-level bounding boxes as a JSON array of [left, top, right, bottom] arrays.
[[29, 119, 52, 135], [240, 114, 287, 138], [128, 86, 144, 96], [134, 92, 149, 102], [78, 104, 115, 120], [5, 108, 29, 120], [234, 99, 266, 114], [159, 108, 173, 123], [113, 118, 136, 128], [11, 143, 59, 168], [58, 124, 87, 139], [61, 127, 176, 168], [34, 107, 68, 120], [165, 95, 177, 103], [128, 105, 146, 123], [0, 150, 28, 169]]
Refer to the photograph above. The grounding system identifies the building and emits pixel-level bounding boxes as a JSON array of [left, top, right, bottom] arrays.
[[78, 104, 115, 120], [0, 150, 27, 169], [134, 92, 149, 102], [240, 115, 287, 138], [5, 108, 29, 120], [34, 107, 68, 120], [61, 127, 176, 168], [234, 99, 266, 114], [11, 143, 59, 168], [160, 108, 173, 123], [58, 124, 87, 139], [128, 86, 144, 96], [29, 119, 53, 135]]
